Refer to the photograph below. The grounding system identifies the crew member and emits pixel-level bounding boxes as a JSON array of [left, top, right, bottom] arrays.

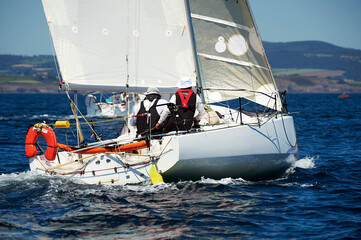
[[130, 87, 170, 136], [166, 77, 205, 131]]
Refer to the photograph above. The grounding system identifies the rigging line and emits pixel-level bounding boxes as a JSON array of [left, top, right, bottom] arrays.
[[122, 1, 132, 119], [280, 113, 297, 148], [62, 115, 128, 127], [203, 88, 276, 99], [58, 157, 153, 176], [71, 91, 84, 145], [126, 56, 132, 119], [185, 0, 207, 103], [46, 21, 59, 77], [157, 137, 173, 159], [241, 112, 277, 128], [64, 90, 101, 141], [68, 125, 77, 139], [47, 23, 63, 87], [72, 160, 153, 176], [193, 41, 207, 102], [134, 0, 141, 86], [125, 0, 130, 115], [47, 153, 97, 171], [246, 0, 280, 110]]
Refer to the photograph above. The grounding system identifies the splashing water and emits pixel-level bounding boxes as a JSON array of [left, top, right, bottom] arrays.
[[294, 156, 316, 169]]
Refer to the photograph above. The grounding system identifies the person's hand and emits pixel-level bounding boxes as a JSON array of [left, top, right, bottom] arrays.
[[155, 123, 161, 129]]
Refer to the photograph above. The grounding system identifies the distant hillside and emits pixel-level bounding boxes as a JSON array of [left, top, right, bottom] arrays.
[[263, 41, 361, 81], [0, 55, 59, 93], [0, 55, 56, 73], [1, 41, 361, 93]]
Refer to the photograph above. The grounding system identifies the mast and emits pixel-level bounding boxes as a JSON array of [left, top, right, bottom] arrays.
[[184, 0, 205, 102]]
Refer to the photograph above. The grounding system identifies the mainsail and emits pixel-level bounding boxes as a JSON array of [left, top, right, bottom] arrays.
[[42, 0, 196, 93], [43, 0, 281, 109], [189, 0, 282, 109]]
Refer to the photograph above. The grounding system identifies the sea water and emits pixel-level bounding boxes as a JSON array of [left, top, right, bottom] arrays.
[[0, 93, 360, 239]]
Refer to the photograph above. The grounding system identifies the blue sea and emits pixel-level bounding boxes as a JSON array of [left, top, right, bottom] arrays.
[[0, 93, 360, 239]]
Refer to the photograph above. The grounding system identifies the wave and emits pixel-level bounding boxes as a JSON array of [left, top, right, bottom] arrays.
[[280, 155, 316, 178], [0, 114, 75, 122], [0, 171, 40, 185], [0, 155, 317, 195], [199, 176, 248, 185], [294, 156, 316, 169]]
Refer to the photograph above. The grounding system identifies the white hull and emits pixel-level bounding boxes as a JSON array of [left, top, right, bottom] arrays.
[[85, 95, 136, 117], [29, 111, 298, 185], [87, 103, 125, 117], [86, 101, 135, 117], [29, 153, 153, 185], [159, 115, 298, 181]]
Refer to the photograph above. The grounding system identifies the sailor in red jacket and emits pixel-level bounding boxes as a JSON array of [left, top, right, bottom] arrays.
[[166, 77, 205, 131]]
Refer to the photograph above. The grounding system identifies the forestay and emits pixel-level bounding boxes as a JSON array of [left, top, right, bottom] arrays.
[[189, 0, 281, 109], [42, 0, 196, 93]]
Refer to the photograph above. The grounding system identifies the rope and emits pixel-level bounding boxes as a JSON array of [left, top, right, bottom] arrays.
[[46, 153, 98, 171], [60, 159, 153, 176], [40, 151, 152, 174], [49, 113, 130, 129], [70, 115, 128, 126], [157, 136, 173, 158]]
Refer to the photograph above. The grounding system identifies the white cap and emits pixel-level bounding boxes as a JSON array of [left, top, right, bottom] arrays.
[[177, 77, 195, 89], [144, 87, 160, 95]]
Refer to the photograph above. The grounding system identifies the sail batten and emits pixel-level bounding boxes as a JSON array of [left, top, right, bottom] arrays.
[[191, 13, 254, 33], [198, 53, 268, 70]]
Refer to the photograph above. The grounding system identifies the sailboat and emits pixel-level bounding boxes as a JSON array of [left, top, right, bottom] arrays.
[[337, 93, 349, 99], [85, 92, 138, 117], [27, 0, 298, 185]]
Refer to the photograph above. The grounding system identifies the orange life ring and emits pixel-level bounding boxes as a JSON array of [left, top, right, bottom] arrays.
[[57, 140, 147, 154], [25, 126, 58, 161]]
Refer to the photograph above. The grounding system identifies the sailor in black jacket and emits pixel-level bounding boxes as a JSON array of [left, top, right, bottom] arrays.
[[130, 87, 170, 136]]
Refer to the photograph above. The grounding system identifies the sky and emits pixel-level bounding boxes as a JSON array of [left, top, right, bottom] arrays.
[[0, 0, 360, 56]]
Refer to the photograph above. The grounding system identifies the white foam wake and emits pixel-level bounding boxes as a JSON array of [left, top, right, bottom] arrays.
[[293, 156, 316, 169]]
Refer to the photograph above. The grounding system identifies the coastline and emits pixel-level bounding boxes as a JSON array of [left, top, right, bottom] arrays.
[[2, 75, 361, 94]]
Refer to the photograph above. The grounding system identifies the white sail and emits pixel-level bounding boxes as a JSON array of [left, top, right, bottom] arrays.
[[189, 0, 282, 109], [42, 0, 196, 93]]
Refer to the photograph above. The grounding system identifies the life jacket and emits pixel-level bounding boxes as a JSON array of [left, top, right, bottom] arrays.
[[175, 89, 196, 130], [136, 99, 160, 135]]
